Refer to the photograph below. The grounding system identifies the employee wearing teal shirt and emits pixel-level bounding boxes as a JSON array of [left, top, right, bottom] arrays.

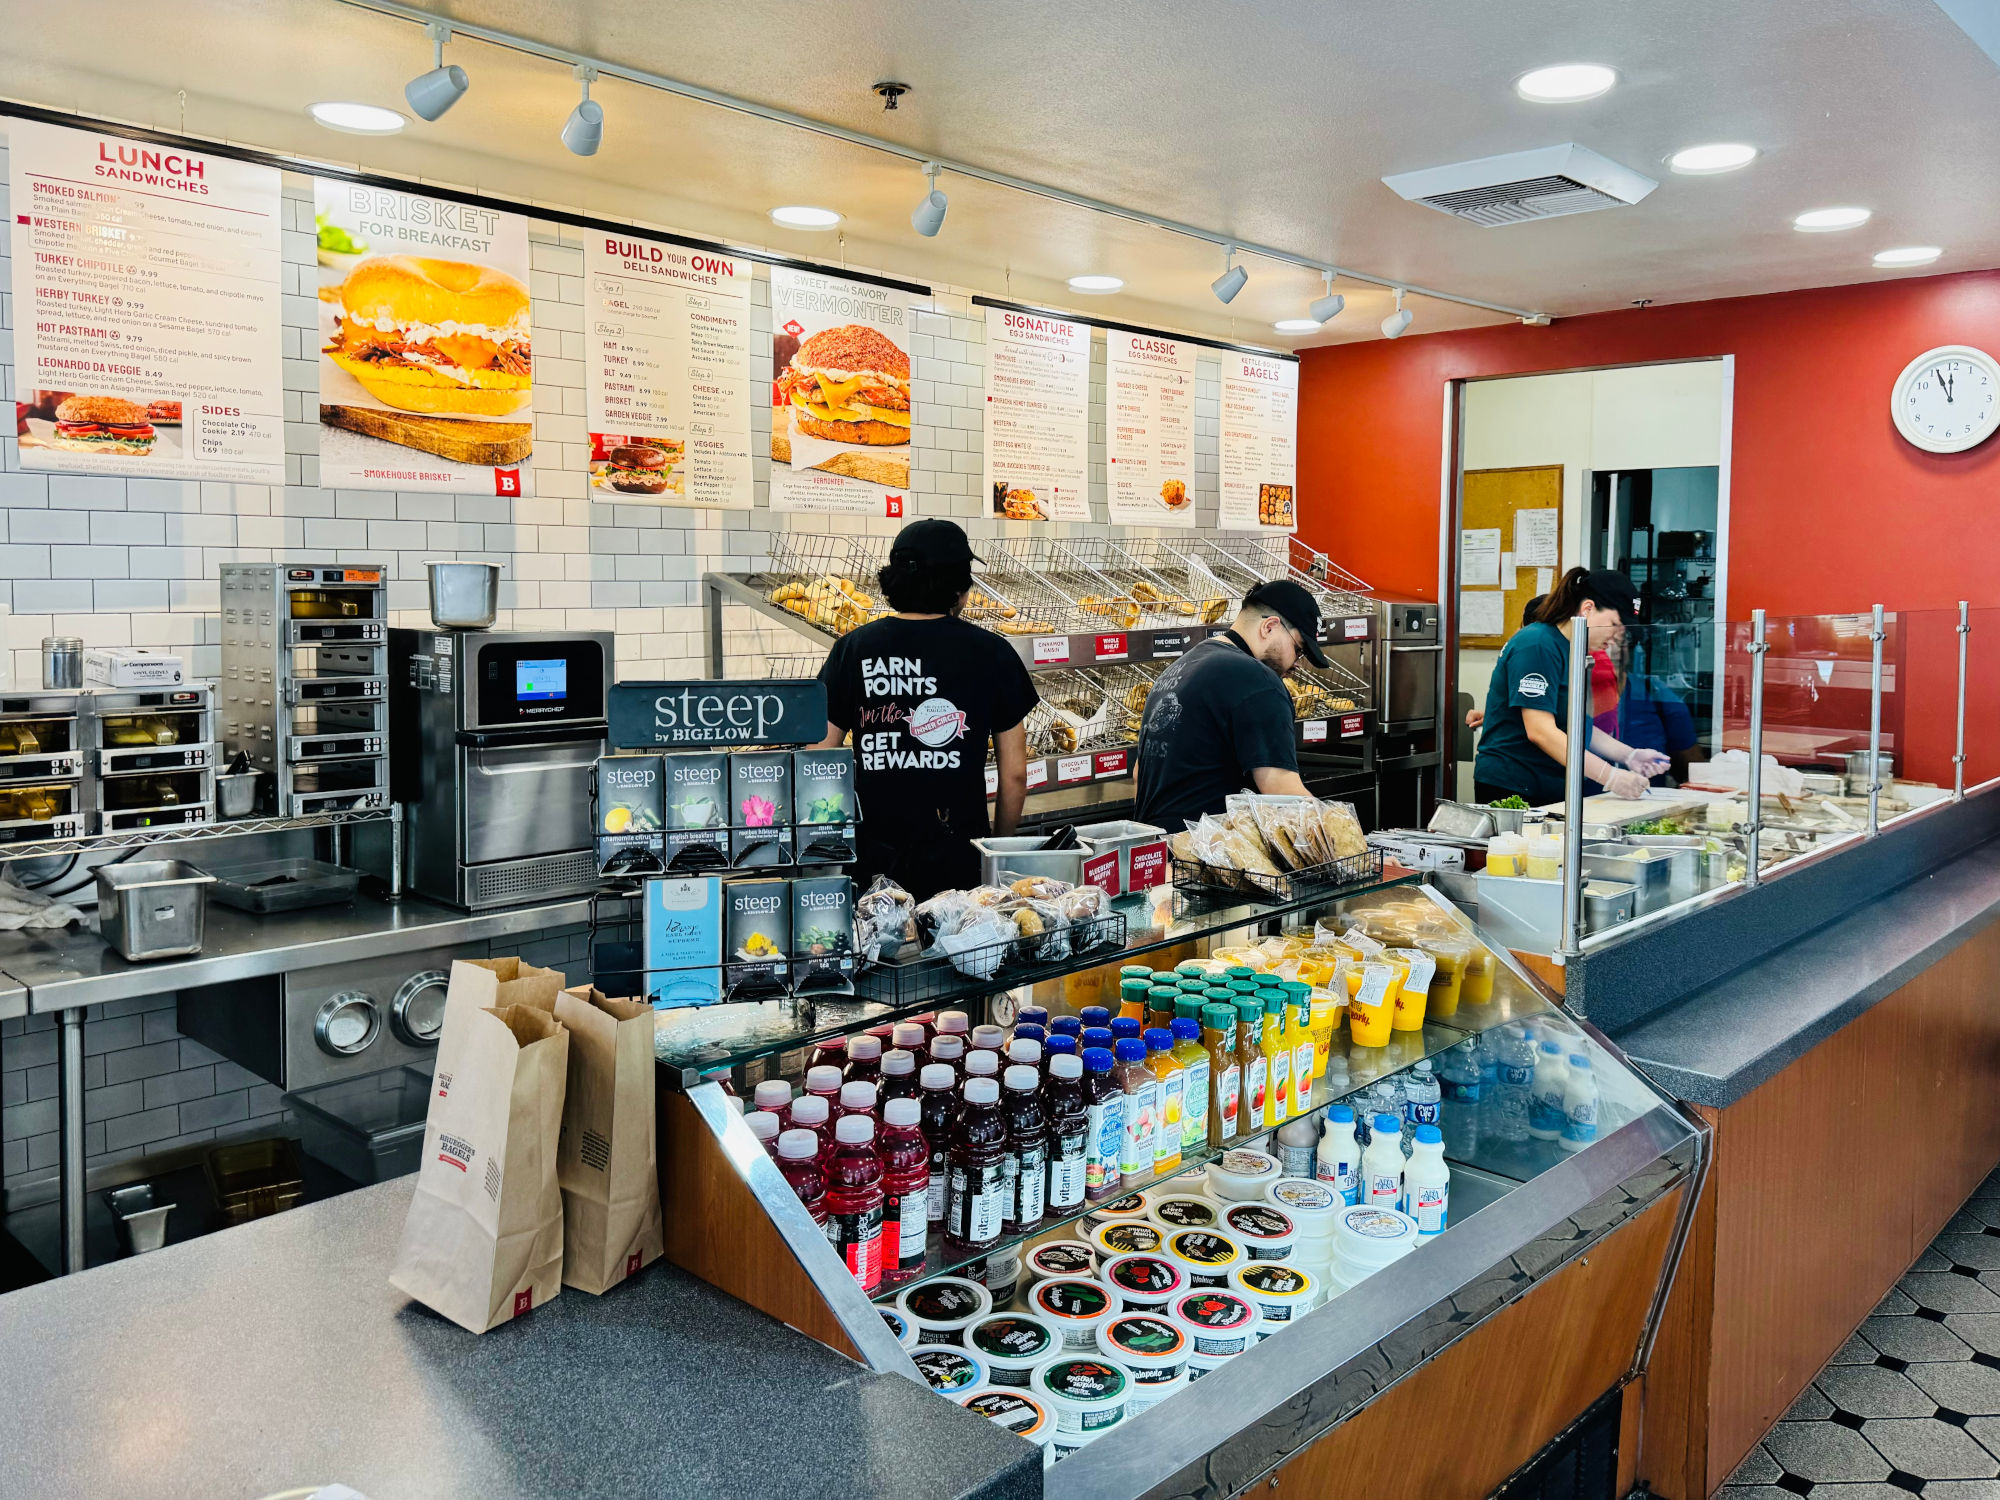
[[1473, 568, 1669, 806]]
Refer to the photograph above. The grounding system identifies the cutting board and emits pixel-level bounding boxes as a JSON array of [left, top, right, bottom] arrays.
[[321, 404, 532, 465]]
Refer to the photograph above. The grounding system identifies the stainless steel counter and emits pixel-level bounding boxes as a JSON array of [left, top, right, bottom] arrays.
[[0, 970, 23, 1023]]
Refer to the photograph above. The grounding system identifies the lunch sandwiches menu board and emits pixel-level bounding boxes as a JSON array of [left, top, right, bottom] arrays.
[[983, 306, 1091, 524], [1217, 351, 1298, 532], [313, 179, 533, 495], [8, 120, 285, 484], [769, 266, 913, 516], [1106, 330, 1197, 527], [584, 235, 754, 509]]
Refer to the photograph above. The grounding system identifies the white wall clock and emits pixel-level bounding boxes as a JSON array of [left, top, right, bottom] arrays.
[[1892, 345, 2000, 453]]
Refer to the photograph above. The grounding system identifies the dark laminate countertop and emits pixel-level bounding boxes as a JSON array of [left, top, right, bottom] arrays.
[[0, 1179, 1040, 1500]]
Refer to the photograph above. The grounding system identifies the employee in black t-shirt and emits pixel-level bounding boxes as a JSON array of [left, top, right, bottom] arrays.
[[815, 519, 1039, 901], [1134, 580, 1325, 830]]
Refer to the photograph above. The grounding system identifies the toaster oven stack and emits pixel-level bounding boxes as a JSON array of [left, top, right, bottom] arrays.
[[0, 692, 87, 846], [84, 686, 217, 831], [220, 563, 391, 817]]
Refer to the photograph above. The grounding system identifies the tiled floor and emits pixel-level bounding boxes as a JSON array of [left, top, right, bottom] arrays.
[[1719, 1169, 2000, 1498]]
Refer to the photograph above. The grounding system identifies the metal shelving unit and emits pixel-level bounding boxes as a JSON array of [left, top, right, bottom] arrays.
[[0, 805, 398, 863]]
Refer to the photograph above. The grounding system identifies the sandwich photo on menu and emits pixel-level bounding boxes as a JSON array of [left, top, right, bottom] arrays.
[[322, 256, 532, 419], [770, 323, 911, 488], [14, 392, 181, 463], [591, 437, 685, 496]]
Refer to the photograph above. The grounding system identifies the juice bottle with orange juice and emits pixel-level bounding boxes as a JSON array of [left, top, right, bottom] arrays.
[[1387, 948, 1434, 1032]]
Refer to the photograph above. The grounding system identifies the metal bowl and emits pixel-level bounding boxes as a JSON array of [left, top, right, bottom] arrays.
[[425, 560, 500, 629]]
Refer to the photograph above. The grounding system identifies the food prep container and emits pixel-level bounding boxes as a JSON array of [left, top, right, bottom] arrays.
[[1580, 843, 1679, 916], [96, 860, 217, 961], [425, 560, 500, 629], [201, 856, 359, 914], [204, 1137, 305, 1226], [971, 836, 1088, 888], [106, 1182, 175, 1254], [1074, 819, 1170, 895], [214, 769, 261, 818], [1582, 878, 1637, 932], [1426, 800, 1498, 839], [286, 1067, 432, 1184]]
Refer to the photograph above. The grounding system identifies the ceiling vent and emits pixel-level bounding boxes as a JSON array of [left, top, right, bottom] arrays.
[[1382, 144, 1658, 227]]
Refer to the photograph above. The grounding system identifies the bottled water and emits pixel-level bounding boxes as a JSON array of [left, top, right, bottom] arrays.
[[1404, 1059, 1441, 1129], [1494, 1026, 1535, 1143]]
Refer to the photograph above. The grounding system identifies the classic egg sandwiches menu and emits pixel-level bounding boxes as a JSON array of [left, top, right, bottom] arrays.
[[1106, 330, 1198, 527], [8, 120, 285, 483]]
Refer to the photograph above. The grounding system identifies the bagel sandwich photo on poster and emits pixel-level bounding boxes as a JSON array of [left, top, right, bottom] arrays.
[[313, 180, 534, 494], [768, 266, 915, 515]]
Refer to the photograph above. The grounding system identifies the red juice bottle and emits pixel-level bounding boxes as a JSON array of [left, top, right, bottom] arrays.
[[1044, 1052, 1088, 1215], [826, 1114, 886, 1292], [844, 1034, 883, 1084], [866, 1023, 897, 1047], [1007, 1038, 1043, 1075], [776, 1127, 827, 1228], [788, 1092, 833, 1165], [918, 1063, 957, 1225], [745, 1110, 780, 1159], [929, 1033, 966, 1086], [945, 1075, 1007, 1254], [891, 1022, 930, 1072], [964, 1049, 1002, 1086], [1001, 1064, 1048, 1234], [880, 1049, 921, 1108], [972, 1024, 1009, 1053], [934, 1009, 971, 1043], [879, 1097, 931, 1286], [837, 1079, 878, 1123], [807, 1036, 847, 1073], [909, 1012, 939, 1038], [751, 1079, 793, 1128], [804, 1064, 844, 1108]]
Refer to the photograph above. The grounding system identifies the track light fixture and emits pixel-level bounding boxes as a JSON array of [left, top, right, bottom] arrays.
[[405, 23, 469, 121], [911, 163, 948, 237], [561, 66, 603, 157], [1309, 272, 1345, 325], [1211, 247, 1248, 304], [1381, 289, 1414, 339]]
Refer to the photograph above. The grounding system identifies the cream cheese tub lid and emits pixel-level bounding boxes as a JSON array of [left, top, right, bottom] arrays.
[[898, 1276, 993, 1333], [1222, 1201, 1299, 1255], [967, 1310, 1064, 1372], [913, 1344, 991, 1395], [1206, 1148, 1283, 1200], [1332, 1204, 1421, 1266], [880, 1307, 920, 1349], [1091, 1218, 1166, 1260], [1146, 1192, 1222, 1231], [1025, 1240, 1099, 1283], [957, 1385, 1054, 1443], [1162, 1227, 1249, 1280], [1034, 1353, 1131, 1409], [1170, 1288, 1262, 1343], [1095, 1311, 1191, 1371], [1084, 1191, 1152, 1227], [1030, 1276, 1118, 1334], [1229, 1260, 1318, 1312], [1264, 1177, 1344, 1235], [1097, 1250, 1190, 1307]]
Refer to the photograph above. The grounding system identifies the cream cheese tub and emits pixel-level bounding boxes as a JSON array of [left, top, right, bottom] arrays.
[[956, 1386, 1056, 1469], [966, 1310, 1064, 1386], [1033, 1353, 1130, 1438], [896, 1276, 992, 1345]]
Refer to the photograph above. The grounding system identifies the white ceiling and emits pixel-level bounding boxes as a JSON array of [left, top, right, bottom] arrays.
[[3, 0, 1995, 347]]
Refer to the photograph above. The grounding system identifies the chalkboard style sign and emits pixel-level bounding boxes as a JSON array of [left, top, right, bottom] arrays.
[[608, 679, 827, 750]]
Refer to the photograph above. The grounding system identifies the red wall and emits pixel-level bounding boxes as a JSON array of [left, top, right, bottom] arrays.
[[1297, 269, 2000, 615]]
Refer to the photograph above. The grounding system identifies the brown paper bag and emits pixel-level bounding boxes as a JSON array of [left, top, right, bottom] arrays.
[[391, 960, 570, 1333], [554, 985, 665, 1294]]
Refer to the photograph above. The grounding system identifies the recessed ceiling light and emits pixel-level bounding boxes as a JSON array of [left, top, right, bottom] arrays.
[[1669, 142, 1757, 175], [1793, 207, 1871, 232], [1874, 246, 1942, 268], [1273, 318, 1322, 334], [1515, 64, 1617, 103], [769, 205, 842, 230], [1068, 275, 1123, 294], [308, 101, 408, 135]]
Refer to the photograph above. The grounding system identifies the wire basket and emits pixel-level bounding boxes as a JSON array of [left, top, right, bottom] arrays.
[[1022, 669, 1126, 758], [1171, 845, 1385, 902], [865, 909, 1129, 1006], [759, 534, 893, 638], [1061, 538, 1230, 625], [765, 652, 828, 680], [1286, 660, 1370, 718], [1091, 661, 1164, 739], [1204, 535, 1376, 618]]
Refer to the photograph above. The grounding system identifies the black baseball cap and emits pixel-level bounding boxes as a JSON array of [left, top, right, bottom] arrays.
[[1244, 579, 1330, 667], [888, 518, 979, 569], [1581, 569, 1640, 624]]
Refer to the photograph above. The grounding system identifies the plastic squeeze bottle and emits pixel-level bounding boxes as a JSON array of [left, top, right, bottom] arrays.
[[1144, 1027, 1185, 1175], [825, 1114, 886, 1292], [1114, 1037, 1157, 1182], [879, 1097, 931, 1285], [1261, 993, 1292, 1129], [1404, 1123, 1450, 1234], [776, 1128, 828, 1228], [1361, 1113, 1406, 1208], [918, 1063, 956, 1224], [1560, 1053, 1599, 1153], [1044, 1052, 1089, 1215], [1529, 1040, 1569, 1141], [1001, 1064, 1049, 1233], [1203, 1004, 1241, 1147], [1317, 1105, 1362, 1205], [1170, 1017, 1211, 1155], [1236, 997, 1267, 1135], [1081, 1046, 1125, 1202], [945, 1075, 1007, 1253]]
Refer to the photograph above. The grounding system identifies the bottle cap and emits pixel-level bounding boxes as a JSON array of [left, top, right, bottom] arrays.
[[746, 1111, 779, 1141], [1202, 1004, 1233, 1030], [1329, 1104, 1354, 1123], [839, 1081, 878, 1110], [882, 1049, 916, 1076], [1235, 996, 1262, 1018], [1374, 1113, 1400, 1133], [1541, 1040, 1561, 1054], [847, 1035, 882, 1061], [1050, 1053, 1082, 1079], [1120, 965, 1153, 979], [1004, 1064, 1039, 1092], [1225, 966, 1256, 981], [1082, 1027, 1115, 1050], [935, 1010, 971, 1035], [1009, 1039, 1044, 1066], [930, 1034, 965, 1060], [1049, 1016, 1082, 1037], [1018, 1006, 1050, 1027], [1414, 1123, 1442, 1145], [777, 1128, 820, 1160], [1146, 985, 1179, 1004], [1570, 1053, 1591, 1068], [920, 1063, 955, 1090], [1171, 1017, 1200, 1041], [973, 1025, 1008, 1049], [1082, 1046, 1115, 1073], [1414, 1059, 1433, 1074], [964, 1050, 1001, 1077], [1283, 980, 1311, 998], [753, 1080, 792, 1110], [1113, 1038, 1147, 1063], [1143, 1027, 1172, 1052], [1045, 1035, 1079, 1057], [884, 1097, 921, 1128], [835, 1114, 875, 1144], [1120, 978, 1151, 1000], [1014, 1023, 1047, 1045], [805, 1065, 842, 1094], [1079, 1007, 1110, 1028], [724, 1094, 746, 1115], [893, 1023, 927, 1048], [1263, 993, 1284, 1015], [1174, 996, 1202, 1020], [1111, 1017, 1142, 1039], [964, 1075, 1000, 1105], [790, 1094, 829, 1126]]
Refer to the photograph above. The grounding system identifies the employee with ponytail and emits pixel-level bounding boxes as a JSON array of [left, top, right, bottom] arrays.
[[1472, 568, 1669, 806]]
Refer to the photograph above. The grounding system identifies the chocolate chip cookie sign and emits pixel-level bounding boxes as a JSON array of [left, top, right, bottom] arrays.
[[908, 697, 968, 748]]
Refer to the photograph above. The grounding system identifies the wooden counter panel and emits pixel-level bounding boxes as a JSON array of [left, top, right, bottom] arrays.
[[1269, 1187, 1683, 1500], [1636, 1108, 1718, 1500]]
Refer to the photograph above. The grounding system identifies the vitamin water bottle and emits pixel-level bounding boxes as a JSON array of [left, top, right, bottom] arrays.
[[788, 1092, 833, 1165], [826, 1114, 886, 1292], [918, 1063, 956, 1225], [1002, 1064, 1049, 1233], [879, 1097, 931, 1285], [843, 1034, 883, 1084], [879, 1049, 921, 1109], [945, 1075, 1007, 1254], [837, 1079, 878, 1123], [752, 1079, 793, 1128], [1045, 1052, 1089, 1216], [1081, 1046, 1125, 1203], [776, 1128, 828, 1229]]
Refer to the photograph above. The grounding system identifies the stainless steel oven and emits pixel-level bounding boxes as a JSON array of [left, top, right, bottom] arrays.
[[386, 628, 612, 910], [1376, 600, 1442, 735]]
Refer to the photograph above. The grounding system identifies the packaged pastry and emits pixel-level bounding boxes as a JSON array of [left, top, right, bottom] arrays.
[[1318, 800, 1368, 860], [1009, 874, 1074, 902]]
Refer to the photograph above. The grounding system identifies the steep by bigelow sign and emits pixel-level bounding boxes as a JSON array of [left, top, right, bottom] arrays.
[[607, 680, 827, 749]]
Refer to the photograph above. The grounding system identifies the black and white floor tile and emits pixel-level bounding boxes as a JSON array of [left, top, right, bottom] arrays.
[[1720, 1170, 2000, 1498]]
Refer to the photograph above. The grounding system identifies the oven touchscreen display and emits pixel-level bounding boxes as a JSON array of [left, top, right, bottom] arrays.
[[516, 659, 567, 702]]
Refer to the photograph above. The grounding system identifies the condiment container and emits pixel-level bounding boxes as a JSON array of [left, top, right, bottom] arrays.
[[1328, 1203, 1421, 1292], [1096, 1312, 1192, 1413], [975, 1247, 1023, 1309], [1221, 1201, 1300, 1263], [1265, 1178, 1344, 1264], [966, 1310, 1064, 1386], [1096, 1250, 1188, 1314], [1187, 1348, 1237, 1381], [1169, 1289, 1262, 1357], [1032, 1354, 1130, 1438], [1082, 1189, 1150, 1231], [1024, 1239, 1099, 1287], [1230, 1261, 1318, 1333], [897, 1276, 992, 1345], [1145, 1192, 1221, 1232], [1090, 1218, 1165, 1262], [880, 1307, 920, 1350], [1162, 1227, 1248, 1287], [956, 1387, 1056, 1469], [1205, 1148, 1283, 1202], [912, 1344, 990, 1396], [1029, 1276, 1118, 1350]]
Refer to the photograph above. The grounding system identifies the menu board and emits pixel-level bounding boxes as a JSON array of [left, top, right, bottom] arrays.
[[1218, 351, 1299, 532], [769, 266, 913, 516], [8, 120, 285, 484], [1106, 330, 1197, 527], [584, 234, 753, 509], [312, 179, 534, 495], [982, 306, 1091, 524]]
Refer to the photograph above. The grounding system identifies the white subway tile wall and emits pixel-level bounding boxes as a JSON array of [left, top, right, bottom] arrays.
[[0, 132, 1232, 1206]]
